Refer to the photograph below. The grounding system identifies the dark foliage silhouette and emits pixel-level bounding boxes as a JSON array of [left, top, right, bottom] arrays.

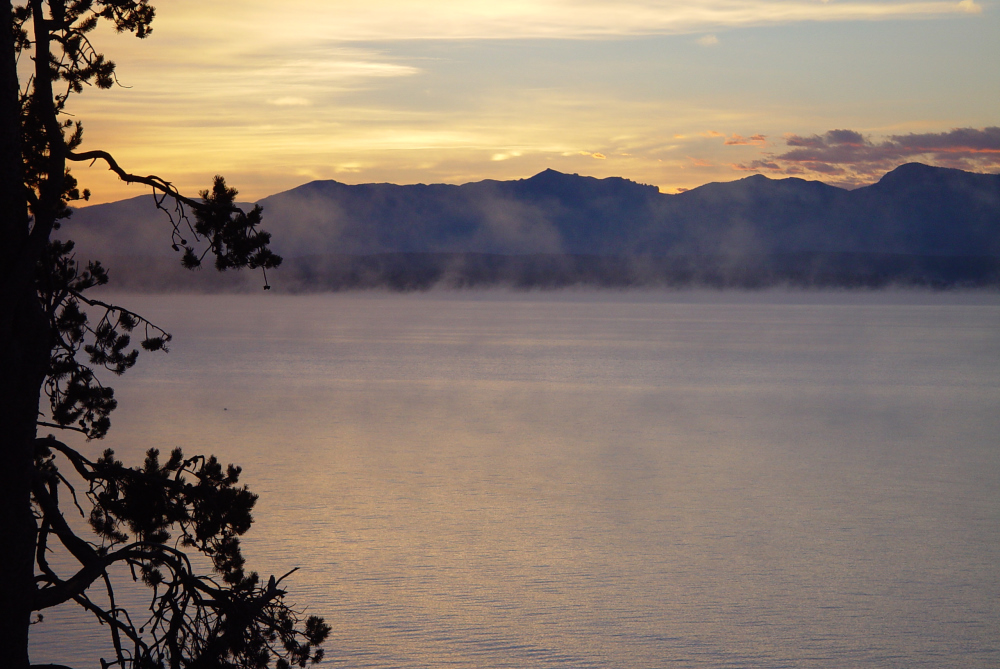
[[0, 1, 328, 667]]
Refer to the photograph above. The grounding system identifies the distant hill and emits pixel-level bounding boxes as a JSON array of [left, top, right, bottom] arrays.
[[62, 163, 1000, 290]]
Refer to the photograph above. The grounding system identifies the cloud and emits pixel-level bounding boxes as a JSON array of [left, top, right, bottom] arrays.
[[787, 129, 864, 148], [269, 97, 311, 106], [492, 151, 524, 161], [732, 127, 1000, 185], [724, 133, 767, 146], [892, 127, 1000, 153], [697, 34, 720, 46], [735, 159, 782, 170], [957, 0, 983, 13], [165, 0, 987, 44]]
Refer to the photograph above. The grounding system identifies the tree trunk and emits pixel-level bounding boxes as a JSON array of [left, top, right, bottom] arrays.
[[0, 298, 47, 669], [0, 0, 18, 234], [0, 1, 42, 666]]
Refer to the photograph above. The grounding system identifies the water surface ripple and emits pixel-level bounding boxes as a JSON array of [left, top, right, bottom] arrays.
[[31, 291, 1000, 668]]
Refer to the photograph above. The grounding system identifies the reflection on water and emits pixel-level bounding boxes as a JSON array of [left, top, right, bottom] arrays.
[[31, 290, 1000, 668]]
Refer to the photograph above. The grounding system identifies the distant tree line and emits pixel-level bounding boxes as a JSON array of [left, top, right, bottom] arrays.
[[82, 252, 1000, 293]]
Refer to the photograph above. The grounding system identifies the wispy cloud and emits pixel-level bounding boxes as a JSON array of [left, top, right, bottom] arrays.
[[724, 133, 767, 146], [732, 127, 1000, 185], [328, 0, 985, 39], [957, 0, 984, 12], [161, 0, 986, 42], [269, 97, 311, 106]]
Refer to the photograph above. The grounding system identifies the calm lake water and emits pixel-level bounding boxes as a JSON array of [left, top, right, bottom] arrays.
[[31, 290, 1000, 668]]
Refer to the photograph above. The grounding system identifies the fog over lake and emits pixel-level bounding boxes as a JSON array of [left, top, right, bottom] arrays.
[[31, 290, 1000, 668]]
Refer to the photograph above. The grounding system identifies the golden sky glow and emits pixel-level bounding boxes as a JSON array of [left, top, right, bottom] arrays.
[[152, 0, 984, 41], [56, 0, 998, 202]]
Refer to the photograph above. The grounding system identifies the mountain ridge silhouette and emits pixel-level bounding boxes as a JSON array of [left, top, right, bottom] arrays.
[[62, 163, 1000, 290]]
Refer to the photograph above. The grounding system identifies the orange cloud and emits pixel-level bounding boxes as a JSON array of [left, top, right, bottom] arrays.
[[724, 133, 767, 146]]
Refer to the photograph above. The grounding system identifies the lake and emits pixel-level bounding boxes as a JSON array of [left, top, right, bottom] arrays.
[[30, 290, 1000, 668]]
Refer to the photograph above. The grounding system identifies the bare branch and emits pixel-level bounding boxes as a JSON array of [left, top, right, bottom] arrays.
[[70, 591, 146, 656], [36, 436, 96, 481], [102, 571, 128, 669], [67, 149, 239, 214], [36, 420, 89, 435]]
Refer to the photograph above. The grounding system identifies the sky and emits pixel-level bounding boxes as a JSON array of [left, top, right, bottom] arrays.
[[61, 0, 1000, 203]]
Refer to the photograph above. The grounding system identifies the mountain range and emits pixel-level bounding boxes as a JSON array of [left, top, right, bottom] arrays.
[[63, 162, 1000, 290]]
